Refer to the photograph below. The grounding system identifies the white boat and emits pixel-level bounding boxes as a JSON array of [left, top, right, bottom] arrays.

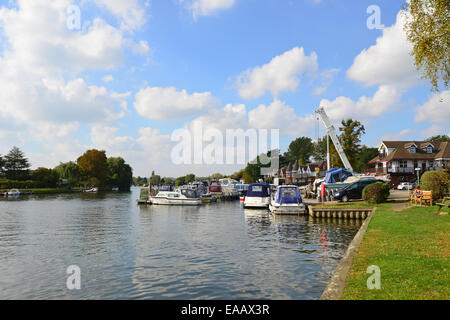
[[244, 183, 271, 208], [150, 187, 201, 206], [269, 185, 308, 215], [84, 188, 99, 193], [219, 178, 239, 197], [6, 189, 21, 196]]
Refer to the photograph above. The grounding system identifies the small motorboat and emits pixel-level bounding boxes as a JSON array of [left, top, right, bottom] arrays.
[[84, 188, 99, 193], [150, 187, 201, 206], [6, 189, 21, 196], [244, 183, 271, 208], [200, 193, 217, 204], [208, 182, 223, 199], [269, 185, 308, 215]]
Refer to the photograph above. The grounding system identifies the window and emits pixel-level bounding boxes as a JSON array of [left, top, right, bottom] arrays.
[[409, 146, 416, 153], [399, 160, 408, 168], [427, 146, 433, 154]]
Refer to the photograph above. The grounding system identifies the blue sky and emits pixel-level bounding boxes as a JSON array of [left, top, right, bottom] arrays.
[[0, 0, 448, 177]]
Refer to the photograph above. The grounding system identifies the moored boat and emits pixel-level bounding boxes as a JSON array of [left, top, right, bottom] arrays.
[[244, 183, 271, 208], [6, 189, 21, 196], [84, 187, 99, 193], [269, 185, 308, 215], [150, 187, 201, 206]]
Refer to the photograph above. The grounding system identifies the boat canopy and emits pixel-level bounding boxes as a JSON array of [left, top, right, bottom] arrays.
[[159, 184, 175, 191], [246, 183, 270, 197], [180, 188, 199, 199], [274, 186, 302, 204], [324, 168, 353, 184]]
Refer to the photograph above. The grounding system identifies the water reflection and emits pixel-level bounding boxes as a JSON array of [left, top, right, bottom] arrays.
[[0, 189, 360, 300]]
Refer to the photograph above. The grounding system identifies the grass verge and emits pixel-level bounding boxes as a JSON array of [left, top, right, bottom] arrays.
[[341, 202, 449, 300]]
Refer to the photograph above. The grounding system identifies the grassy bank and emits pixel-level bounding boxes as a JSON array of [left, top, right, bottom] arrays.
[[341, 203, 449, 300], [1, 188, 76, 195]]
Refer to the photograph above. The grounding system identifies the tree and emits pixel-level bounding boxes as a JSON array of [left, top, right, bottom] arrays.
[[312, 136, 328, 162], [0, 154, 4, 177], [285, 137, 313, 165], [3, 146, 31, 180], [107, 157, 133, 191], [339, 119, 366, 169], [403, 0, 449, 91], [185, 174, 196, 184], [54, 161, 80, 186], [210, 173, 223, 180], [31, 168, 59, 188], [77, 150, 109, 187], [428, 134, 450, 142], [150, 171, 161, 186], [353, 147, 379, 173], [175, 176, 185, 186]]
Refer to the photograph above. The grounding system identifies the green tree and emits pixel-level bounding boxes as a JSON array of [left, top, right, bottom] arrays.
[[285, 136, 313, 165], [403, 0, 449, 91], [353, 147, 379, 173], [77, 149, 109, 187], [54, 161, 80, 186], [107, 157, 133, 191], [175, 176, 186, 186], [210, 173, 223, 180], [185, 174, 196, 184], [3, 146, 31, 180], [312, 136, 328, 162], [428, 134, 450, 142], [339, 119, 366, 169], [0, 154, 5, 177], [31, 168, 59, 188], [150, 171, 161, 186]]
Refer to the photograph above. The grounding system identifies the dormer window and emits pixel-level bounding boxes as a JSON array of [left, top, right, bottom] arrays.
[[409, 146, 416, 153], [426, 146, 433, 154]]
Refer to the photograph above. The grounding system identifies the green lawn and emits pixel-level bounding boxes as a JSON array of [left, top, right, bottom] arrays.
[[341, 203, 449, 300]]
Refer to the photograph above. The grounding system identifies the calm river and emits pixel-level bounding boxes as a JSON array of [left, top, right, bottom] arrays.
[[0, 187, 361, 300]]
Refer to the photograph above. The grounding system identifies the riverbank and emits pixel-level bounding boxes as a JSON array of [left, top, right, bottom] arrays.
[[341, 202, 449, 300], [1, 188, 83, 195]]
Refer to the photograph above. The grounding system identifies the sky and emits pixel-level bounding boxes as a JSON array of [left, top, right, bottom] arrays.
[[0, 0, 448, 177]]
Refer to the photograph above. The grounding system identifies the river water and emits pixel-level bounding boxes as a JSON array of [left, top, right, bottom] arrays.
[[0, 187, 361, 300]]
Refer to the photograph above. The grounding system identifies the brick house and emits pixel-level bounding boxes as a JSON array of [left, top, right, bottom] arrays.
[[367, 141, 450, 185]]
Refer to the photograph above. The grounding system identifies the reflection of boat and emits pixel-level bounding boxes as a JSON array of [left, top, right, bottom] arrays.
[[151, 187, 201, 206], [6, 189, 21, 196], [112, 187, 119, 191], [269, 185, 308, 215], [84, 188, 98, 193], [244, 183, 270, 208]]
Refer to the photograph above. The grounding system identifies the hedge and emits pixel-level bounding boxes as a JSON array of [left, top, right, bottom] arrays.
[[420, 170, 449, 201], [362, 182, 390, 204]]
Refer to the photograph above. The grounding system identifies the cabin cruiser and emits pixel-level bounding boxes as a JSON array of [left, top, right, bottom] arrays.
[[269, 185, 308, 215], [6, 189, 21, 196], [244, 183, 271, 208], [219, 178, 239, 197], [208, 182, 223, 198], [151, 187, 201, 206]]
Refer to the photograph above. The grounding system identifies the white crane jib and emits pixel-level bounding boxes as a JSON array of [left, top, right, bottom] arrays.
[[315, 106, 353, 172]]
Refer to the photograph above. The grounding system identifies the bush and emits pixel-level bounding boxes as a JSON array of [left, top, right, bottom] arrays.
[[363, 182, 390, 204], [420, 170, 449, 201]]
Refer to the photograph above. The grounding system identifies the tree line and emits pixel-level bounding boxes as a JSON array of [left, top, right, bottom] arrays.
[[0, 147, 133, 191]]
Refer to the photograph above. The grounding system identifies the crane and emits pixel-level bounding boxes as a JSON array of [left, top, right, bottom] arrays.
[[315, 106, 353, 172]]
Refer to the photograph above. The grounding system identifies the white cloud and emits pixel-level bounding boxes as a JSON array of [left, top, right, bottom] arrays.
[[237, 47, 318, 99], [93, 0, 148, 31], [420, 125, 449, 139], [248, 99, 316, 136], [103, 75, 114, 83], [134, 87, 220, 120], [347, 11, 419, 89], [319, 85, 402, 121], [414, 90, 450, 124], [186, 0, 236, 19], [312, 68, 340, 96]]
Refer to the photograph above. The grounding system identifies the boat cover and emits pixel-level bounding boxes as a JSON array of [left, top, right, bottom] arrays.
[[274, 187, 302, 204], [246, 183, 270, 197], [324, 168, 353, 184]]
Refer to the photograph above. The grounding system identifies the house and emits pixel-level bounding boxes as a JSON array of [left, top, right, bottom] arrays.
[[266, 161, 327, 185], [367, 140, 450, 185]]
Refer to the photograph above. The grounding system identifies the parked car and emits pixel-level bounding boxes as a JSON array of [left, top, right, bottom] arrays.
[[397, 182, 416, 190], [334, 179, 384, 202]]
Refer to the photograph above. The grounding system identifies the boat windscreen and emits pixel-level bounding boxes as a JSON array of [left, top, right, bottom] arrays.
[[181, 189, 198, 198], [275, 187, 302, 204], [247, 185, 269, 197]]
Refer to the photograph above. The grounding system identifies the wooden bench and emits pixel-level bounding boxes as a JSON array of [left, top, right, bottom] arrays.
[[410, 190, 433, 206], [436, 202, 450, 214]]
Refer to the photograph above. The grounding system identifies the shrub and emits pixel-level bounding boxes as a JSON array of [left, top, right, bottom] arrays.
[[363, 182, 390, 204], [420, 170, 449, 201]]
